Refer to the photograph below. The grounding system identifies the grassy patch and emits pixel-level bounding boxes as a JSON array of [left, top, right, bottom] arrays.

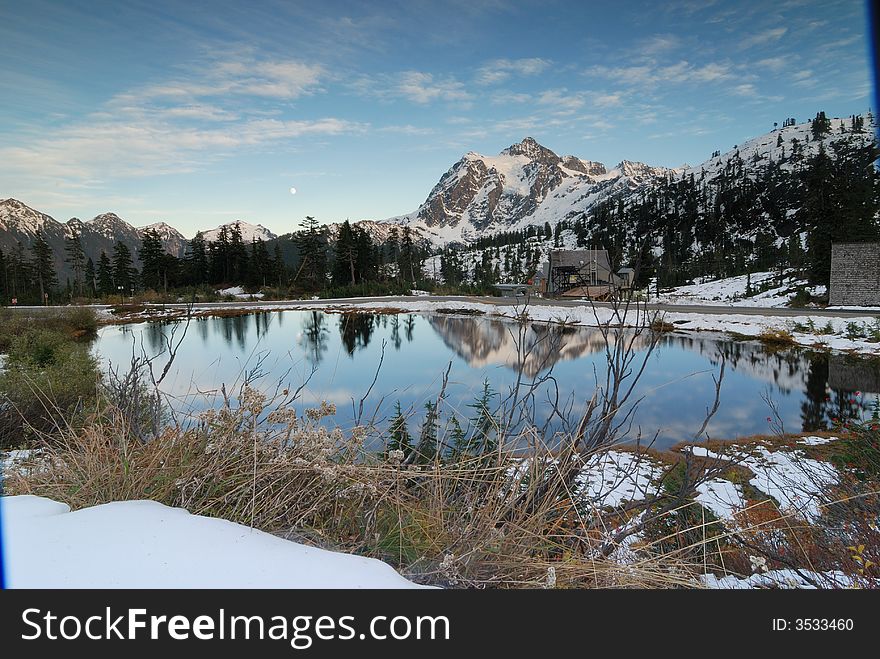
[[649, 318, 676, 333], [0, 307, 98, 353], [0, 328, 100, 449], [756, 327, 797, 346]]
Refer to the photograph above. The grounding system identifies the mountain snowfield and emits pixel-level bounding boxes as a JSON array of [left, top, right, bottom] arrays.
[[388, 136, 673, 245], [202, 220, 278, 243]]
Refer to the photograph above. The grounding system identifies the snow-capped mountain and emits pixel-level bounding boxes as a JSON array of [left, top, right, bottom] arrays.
[[1, 112, 874, 284], [139, 222, 187, 257], [202, 221, 277, 243], [0, 200, 187, 281], [389, 136, 674, 244], [390, 114, 874, 246]]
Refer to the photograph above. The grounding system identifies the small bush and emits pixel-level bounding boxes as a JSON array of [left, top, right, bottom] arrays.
[[0, 308, 98, 352], [830, 417, 880, 480], [650, 319, 676, 333], [757, 328, 796, 346], [0, 329, 100, 449]]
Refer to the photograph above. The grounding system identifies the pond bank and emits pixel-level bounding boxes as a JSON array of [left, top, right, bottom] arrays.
[[91, 296, 880, 355]]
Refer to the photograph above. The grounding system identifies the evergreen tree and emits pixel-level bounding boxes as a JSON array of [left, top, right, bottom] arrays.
[[446, 414, 473, 461], [228, 221, 249, 282], [112, 242, 137, 293], [208, 225, 231, 283], [294, 216, 327, 289], [84, 257, 97, 298], [97, 251, 113, 295], [332, 220, 358, 286], [413, 400, 439, 464], [64, 227, 86, 297], [273, 242, 286, 289], [811, 111, 831, 139], [386, 227, 400, 280], [248, 238, 270, 287], [184, 232, 209, 285], [386, 401, 413, 458], [0, 248, 6, 302], [30, 231, 57, 304], [138, 228, 165, 291], [468, 379, 497, 455], [398, 227, 418, 284]]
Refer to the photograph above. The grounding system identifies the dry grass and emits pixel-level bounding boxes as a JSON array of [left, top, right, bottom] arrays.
[[756, 327, 797, 346], [649, 318, 676, 333], [5, 390, 709, 589]]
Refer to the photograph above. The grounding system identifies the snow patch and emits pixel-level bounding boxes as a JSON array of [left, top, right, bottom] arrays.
[[1, 495, 427, 588]]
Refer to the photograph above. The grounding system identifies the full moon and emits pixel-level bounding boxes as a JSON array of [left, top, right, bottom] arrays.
[[289, 187, 297, 195]]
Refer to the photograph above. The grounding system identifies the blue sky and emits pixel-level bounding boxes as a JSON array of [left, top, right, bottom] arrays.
[[0, 0, 873, 236]]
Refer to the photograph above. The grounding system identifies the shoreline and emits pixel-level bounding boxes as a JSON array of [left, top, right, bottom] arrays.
[[78, 295, 880, 356]]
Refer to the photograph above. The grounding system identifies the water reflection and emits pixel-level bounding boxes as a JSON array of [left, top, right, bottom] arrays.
[[95, 310, 880, 446], [299, 311, 329, 366]]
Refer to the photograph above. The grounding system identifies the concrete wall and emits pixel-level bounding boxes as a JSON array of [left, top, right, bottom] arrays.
[[829, 242, 880, 307]]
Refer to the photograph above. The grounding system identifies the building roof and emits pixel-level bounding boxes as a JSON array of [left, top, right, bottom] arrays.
[[550, 249, 613, 272]]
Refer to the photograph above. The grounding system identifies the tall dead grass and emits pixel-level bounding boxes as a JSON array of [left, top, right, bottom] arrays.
[[5, 389, 705, 588]]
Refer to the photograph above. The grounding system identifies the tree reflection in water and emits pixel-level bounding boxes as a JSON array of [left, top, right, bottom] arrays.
[[99, 310, 880, 442], [299, 310, 329, 366]]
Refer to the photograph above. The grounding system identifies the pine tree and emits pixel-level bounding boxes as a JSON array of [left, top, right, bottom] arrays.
[[0, 248, 6, 302], [294, 216, 327, 289], [811, 111, 831, 139], [84, 257, 97, 298], [398, 227, 418, 284], [112, 242, 137, 293], [413, 400, 439, 464], [228, 222, 249, 282], [248, 238, 270, 287], [64, 228, 86, 297], [138, 228, 165, 291], [333, 220, 358, 286], [97, 251, 113, 295], [273, 242, 286, 289], [468, 379, 497, 455], [30, 231, 57, 304], [185, 232, 209, 285], [386, 227, 400, 280], [446, 415, 472, 461], [387, 401, 413, 458]]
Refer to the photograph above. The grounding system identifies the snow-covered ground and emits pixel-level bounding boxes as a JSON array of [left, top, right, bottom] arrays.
[[99, 296, 880, 354], [702, 568, 862, 589], [654, 270, 825, 308], [216, 286, 265, 300], [685, 437, 839, 522], [0, 495, 427, 588], [575, 450, 663, 507]]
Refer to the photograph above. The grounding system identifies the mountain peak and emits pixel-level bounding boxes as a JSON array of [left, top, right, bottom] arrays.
[[202, 220, 277, 243], [500, 137, 559, 162]]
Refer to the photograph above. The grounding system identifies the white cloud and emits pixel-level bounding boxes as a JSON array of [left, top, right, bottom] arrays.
[[593, 93, 623, 108], [537, 88, 585, 113], [490, 91, 532, 104], [0, 116, 364, 183], [115, 55, 325, 105], [639, 34, 681, 56], [475, 57, 551, 85], [740, 27, 787, 49], [732, 83, 758, 97], [396, 71, 471, 104], [587, 60, 732, 86], [755, 56, 789, 72], [352, 71, 471, 105]]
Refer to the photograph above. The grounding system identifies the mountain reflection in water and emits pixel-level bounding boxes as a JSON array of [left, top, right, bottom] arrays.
[[101, 310, 879, 448]]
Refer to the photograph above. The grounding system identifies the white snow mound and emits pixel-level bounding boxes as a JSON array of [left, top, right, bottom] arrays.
[[1, 495, 428, 589]]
